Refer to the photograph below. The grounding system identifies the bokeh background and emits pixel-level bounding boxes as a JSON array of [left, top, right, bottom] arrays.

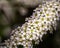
[[0, 0, 60, 48]]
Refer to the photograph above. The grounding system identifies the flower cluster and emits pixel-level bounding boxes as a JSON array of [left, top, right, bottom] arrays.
[[1, 0, 60, 48]]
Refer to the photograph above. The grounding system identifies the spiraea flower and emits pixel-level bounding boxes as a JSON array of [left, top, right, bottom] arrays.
[[1, 0, 60, 48]]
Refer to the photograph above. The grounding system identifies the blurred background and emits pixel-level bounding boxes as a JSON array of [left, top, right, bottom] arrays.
[[0, 0, 60, 48]]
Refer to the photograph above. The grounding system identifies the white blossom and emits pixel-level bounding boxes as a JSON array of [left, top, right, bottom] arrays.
[[1, 0, 60, 48]]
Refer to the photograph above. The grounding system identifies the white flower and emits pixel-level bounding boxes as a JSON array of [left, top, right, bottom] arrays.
[[2, 0, 60, 48]]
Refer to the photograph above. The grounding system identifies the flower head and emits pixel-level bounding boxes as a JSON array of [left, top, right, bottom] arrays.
[[1, 0, 60, 48]]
